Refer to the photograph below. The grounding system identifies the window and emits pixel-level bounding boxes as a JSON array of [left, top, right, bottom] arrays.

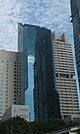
[[60, 74, 69, 78], [14, 71, 16, 73], [56, 73, 58, 77]]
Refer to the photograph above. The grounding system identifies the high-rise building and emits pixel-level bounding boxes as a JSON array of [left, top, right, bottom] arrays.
[[34, 27, 60, 121], [0, 50, 24, 119], [18, 23, 37, 121], [18, 23, 60, 121], [70, 0, 80, 87], [52, 32, 80, 119]]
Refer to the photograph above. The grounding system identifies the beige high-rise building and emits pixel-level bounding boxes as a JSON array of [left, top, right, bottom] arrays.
[[52, 32, 80, 119], [0, 50, 24, 119]]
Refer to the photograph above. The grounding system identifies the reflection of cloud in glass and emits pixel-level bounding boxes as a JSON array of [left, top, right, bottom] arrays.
[[0, 0, 72, 51], [25, 58, 34, 121]]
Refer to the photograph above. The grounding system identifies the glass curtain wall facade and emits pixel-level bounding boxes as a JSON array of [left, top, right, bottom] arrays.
[[70, 0, 80, 87], [34, 27, 60, 120], [18, 23, 37, 121], [18, 23, 60, 121], [25, 58, 34, 121]]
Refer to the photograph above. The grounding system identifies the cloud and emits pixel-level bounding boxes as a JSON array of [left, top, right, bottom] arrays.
[[0, 0, 72, 51]]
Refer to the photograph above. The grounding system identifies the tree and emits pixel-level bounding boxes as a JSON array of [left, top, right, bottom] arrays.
[[0, 117, 78, 134]]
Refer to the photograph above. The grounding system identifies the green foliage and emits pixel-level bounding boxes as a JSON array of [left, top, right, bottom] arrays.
[[0, 117, 78, 134]]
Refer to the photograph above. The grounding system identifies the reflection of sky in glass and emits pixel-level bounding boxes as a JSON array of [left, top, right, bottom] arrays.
[[25, 58, 34, 121], [0, 0, 73, 51]]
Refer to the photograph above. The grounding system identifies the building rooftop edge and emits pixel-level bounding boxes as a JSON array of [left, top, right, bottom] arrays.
[[18, 22, 51, 31], [52, 31, 70, 44], [0, 49, 18, 54]]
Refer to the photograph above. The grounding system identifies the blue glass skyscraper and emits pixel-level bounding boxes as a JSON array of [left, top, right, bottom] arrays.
[[18, 23, 60, 121], [71, 0, 80, 88]]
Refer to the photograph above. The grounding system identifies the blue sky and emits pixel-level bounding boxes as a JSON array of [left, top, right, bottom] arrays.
[[0, 0, 73, 51]]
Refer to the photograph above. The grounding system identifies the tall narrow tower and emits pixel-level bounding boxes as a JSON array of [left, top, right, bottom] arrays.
[[52, 32, 80, 119], [34, 28, 60, 121], [70, 0, 80, 88], [18, 23, 60, 121]]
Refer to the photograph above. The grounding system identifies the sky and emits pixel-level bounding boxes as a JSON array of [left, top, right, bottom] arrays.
[[0, 0, 73, 51]]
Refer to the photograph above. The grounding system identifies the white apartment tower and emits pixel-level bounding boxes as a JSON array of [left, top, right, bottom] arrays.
[[0, 50, 24, 119], [52, 32, 80, 119]]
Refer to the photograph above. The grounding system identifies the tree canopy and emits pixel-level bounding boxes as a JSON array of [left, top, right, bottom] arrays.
[[0, 117, 77, 134]]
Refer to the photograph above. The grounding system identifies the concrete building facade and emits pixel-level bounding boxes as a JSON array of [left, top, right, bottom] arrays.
[[0, 50, 24, 119], [52, 32, 80, 119], [2, 105, 29, 121]]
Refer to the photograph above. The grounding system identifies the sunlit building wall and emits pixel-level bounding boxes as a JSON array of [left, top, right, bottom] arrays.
[[52, 32, 80, 119], [0, 50, 24, 119], [2, 105, 29, 121]]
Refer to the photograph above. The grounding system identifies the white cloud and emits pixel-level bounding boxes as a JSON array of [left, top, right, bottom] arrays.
[[0, 0, 72, 51]]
